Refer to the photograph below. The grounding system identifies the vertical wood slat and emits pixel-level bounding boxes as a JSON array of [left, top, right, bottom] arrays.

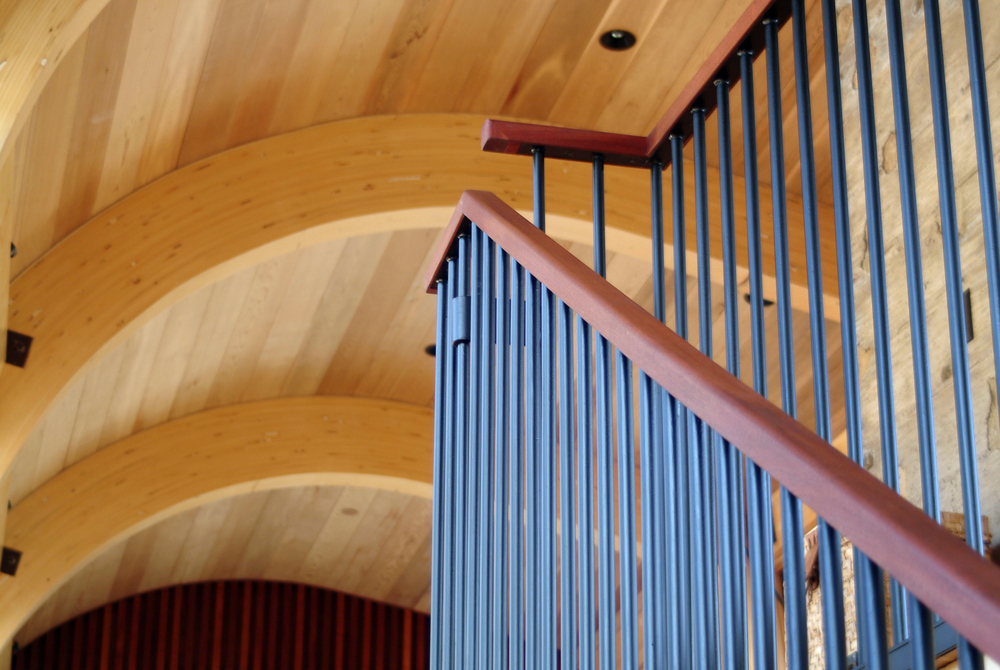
[[14, 581, 429, 670]]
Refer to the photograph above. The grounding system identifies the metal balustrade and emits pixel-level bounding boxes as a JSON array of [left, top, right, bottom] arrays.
[[427, 0, 1000, 667]]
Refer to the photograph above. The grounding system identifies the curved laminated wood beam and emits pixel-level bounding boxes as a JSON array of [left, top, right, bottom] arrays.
[[0, 395, 434, 646], [0, 0, 110, 167], [0, 0, 110, 385], [0, 113, 830, 489], [428, 191, 1000, 661]]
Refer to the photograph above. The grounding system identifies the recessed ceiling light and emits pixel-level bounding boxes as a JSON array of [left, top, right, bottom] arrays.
[[600, 29, 637, 51]]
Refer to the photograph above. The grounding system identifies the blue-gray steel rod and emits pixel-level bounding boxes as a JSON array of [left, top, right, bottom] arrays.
[[534, 148, 545, 232], [524, 145, 545, 670], [443, 259, 460, 670], [669, 134, 691, 670], [849, 0, 907, 643], [884, 0, 940, 525], [791, 3, 847, 667], [477, 231, 495, 670], [576, 316, 596, 670], [594, 156, 606, 278], [924, 3, 985, 667], [765, 19, 808, 670], [558, 298, 576, 670], [429, 279, 447, 668], [430, 272, 450, 670], [739, 48, 777, 670], [652, 162, 666, 324], [454, 236, 471, 667], [494, 247, 510, 670], [540, 284, 557, 670], [525, 263, 540, 670], [672, 136, 688, 340], [593, 147, 615, 670], [595, 330, 615, 670], [962, 0, 1000, 401], [822, 0, 889, 663], [647, 160, 668, 669], [692, 106, 720, 670], [884, 0, 938, 664], [716, 76, 748, 670], [509, 256, 526, 670], [923, 0, 984, 557], [688, 412, 714, 670], [466, 227, 483, 670], [616, 352, 639, 670], [639, 372, 661, 669]]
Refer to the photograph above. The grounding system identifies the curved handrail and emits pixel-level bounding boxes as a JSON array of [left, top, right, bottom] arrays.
[[425, 190, 1000, 661]]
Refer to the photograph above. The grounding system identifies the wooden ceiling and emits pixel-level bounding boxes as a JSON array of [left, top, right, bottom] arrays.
[[6, 0, 842, 277], [0, 0, 857, 648], [16, 486, 434, 646]]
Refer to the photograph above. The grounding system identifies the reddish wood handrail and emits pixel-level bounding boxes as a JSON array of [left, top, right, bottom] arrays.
[[481, 120, 650, 168], [426, 191, 1000, 661], [480, 0, 791, 164]]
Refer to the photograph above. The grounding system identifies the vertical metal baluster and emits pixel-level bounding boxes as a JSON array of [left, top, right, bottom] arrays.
[[924, 0, 983, 558], [962, 0, 1000, 412], [884, 1, 940, 666], [848, 0, 909, 644], [577, 315, 596, 670], [437, 264, 456, 670], [692, 105, 721, 670], [596, 331, 615, 670], [669, 133, 692, 670], [536, 142, 555, 670], [525, 145, 545, 670], [639, 371, 658, 670], [454, 235, 471, 668], [541, 283, 556, 670], [494, 247, 510, 670], [764, 19, 807, 670], [558, 298, 576, 670], [617, 352, 639, 670], [924, 3, 985, 667], [716, 75, 749, 670], [593, 151, 616, 670], [791, 3, 848, 667], [525, 262, 540, 670], [739, 47, 778, 670], [466, 228, 483, 670], [645, 160, 668, 670], [478, 233, 495, 670], [510, 255, 525, 670], [822, 0, 891, 664], [430, 275, 446, 670], [961, 1, 999, 666]]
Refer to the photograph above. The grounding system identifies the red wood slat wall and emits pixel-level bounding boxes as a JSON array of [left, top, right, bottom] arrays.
[[12, 582, 430, 670]]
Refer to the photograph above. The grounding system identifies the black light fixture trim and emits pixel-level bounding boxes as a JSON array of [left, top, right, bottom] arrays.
[[1, 547, 21, 576], [600, 29, 637, 51], [743, 293, 776, 307]]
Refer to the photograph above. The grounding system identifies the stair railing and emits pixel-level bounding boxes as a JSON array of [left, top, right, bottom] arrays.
[[427, 0, 1000, 667], [425, 191, 1000, 670]]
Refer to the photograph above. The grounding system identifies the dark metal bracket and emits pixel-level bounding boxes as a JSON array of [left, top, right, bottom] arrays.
[[5, 330, 32, 368], [1, 547, 21, 576]]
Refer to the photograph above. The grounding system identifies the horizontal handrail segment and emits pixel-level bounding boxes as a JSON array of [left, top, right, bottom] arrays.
[[480, 120, 650, 167], [425, 190, 1000, 661]]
